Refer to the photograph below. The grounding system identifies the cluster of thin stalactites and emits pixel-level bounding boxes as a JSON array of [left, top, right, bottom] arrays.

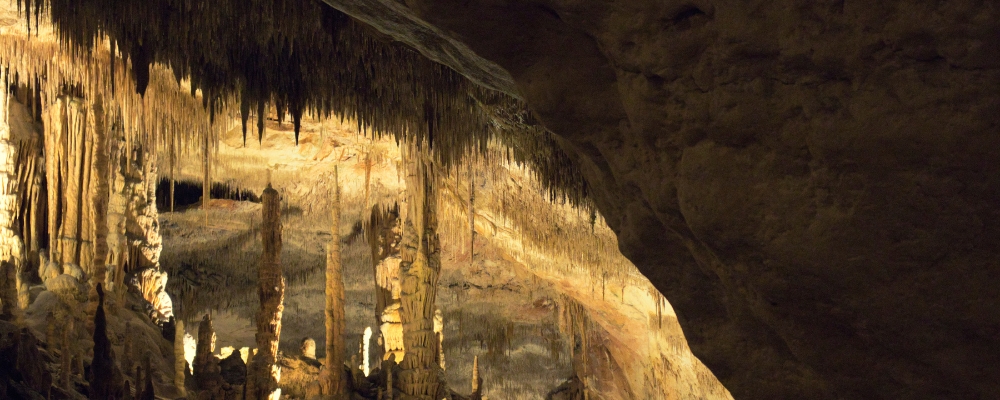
[[5, 0, 591, 207]]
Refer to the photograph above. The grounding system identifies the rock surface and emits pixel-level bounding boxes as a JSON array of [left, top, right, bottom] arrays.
[[322, 0, 1000, 398]]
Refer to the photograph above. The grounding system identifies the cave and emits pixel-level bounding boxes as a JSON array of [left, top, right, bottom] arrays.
[[0, 0, 997, 399]]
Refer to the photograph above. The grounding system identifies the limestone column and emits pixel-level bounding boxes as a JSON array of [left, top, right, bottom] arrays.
[[87, 95, 110, 327], [105, 131, 127, 297], [325, 167, 347, 398], [367, 204, 401, 364], [0, 71, 24, 319], [398, 140, 442, 399], [246, 184, 285, 400]]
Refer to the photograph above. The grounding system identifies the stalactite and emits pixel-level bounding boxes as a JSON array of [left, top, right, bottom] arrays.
[[325, 166, 347, 399], [246, 184, 285, 400]]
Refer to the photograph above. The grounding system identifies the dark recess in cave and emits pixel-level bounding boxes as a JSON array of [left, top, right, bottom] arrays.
[[155, 178, 261, 211]]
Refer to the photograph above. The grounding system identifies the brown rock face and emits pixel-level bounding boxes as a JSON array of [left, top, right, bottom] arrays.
[[325, 1, 1000, 399]]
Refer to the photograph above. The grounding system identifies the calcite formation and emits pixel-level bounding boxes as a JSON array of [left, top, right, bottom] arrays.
[[0, 70, 24, 319], [397, 140, 443, 400], [324, 166, 347, 398], [246, 184, 285, 400]]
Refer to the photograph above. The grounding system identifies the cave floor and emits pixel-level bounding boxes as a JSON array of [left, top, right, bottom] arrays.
[[159, 200, 574, 399]]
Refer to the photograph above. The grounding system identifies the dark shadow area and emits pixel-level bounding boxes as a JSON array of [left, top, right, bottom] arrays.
[[156, 178, 260, 212]]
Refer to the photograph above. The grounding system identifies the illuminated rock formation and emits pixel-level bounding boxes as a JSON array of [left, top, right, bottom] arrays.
[[324, 166, 347, 398], [174, 319, 187, 397], [397, 140, 443, 399], [193, 314, 222, 391], [471, 355, 482, 400], [0, 71, 24, 320], [246, 184, 285, 400], [367, 204, 404, 364]]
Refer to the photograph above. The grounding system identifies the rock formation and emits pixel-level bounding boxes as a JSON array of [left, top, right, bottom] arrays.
[[193, 314, 222, 391], [301, 337, 317, 361], [246, 184, 285, 400], [324, 167, 347, 399], [0, 71, 25, 320], [174, 319, 187, 397], [470, 355, 482, 400], [366, 203, 402, 365], [397, 140, 443, 399]]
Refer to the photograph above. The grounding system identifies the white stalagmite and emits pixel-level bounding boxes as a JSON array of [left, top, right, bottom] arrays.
[[362, 327, 372, 377]]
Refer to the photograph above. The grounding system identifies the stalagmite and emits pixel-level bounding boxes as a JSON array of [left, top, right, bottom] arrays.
[[247, 184, 285, 400], [325, 166, 347, 399], [471, 355, 482, 399], [193, 314, 224, 394], [175, 319, 187, 397], [106, 133, 127, 297], [367, 204, 402, 364], [434, 308, 445, 371], [0, 73, 24, 319], [87, 94, 110, 325], [362, 327, 372, 376], [398, 140, 442, 400]]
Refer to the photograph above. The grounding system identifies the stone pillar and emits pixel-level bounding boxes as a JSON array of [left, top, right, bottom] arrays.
[[397, 140, 442, 400], [246, 184, 285, 400], [366, 204, 401, 365], [325, 167, 347, 399], [174, 319, 187, 397], [0, 71, 24, 319], [193, 314, 221, 391]]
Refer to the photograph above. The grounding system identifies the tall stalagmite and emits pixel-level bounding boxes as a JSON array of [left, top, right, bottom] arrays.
[[0, 71, 24, 319], [247, 184, 285, 400], [89, 95, 109, 291], [325, 167, 347, 398], [367, 204, 402, 364], [398, 140, 442, 399], [174, 319, 187, 397]]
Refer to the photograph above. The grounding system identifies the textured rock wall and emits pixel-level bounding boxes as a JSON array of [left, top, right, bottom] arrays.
[[325, 1, 1000, 398]]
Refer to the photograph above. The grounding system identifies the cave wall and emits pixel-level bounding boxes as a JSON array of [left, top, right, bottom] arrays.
[[323, 0, 1000, 398]]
